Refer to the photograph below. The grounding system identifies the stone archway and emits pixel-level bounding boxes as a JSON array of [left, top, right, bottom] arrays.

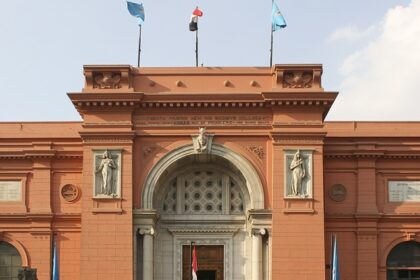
[[141, 143, 265, 210], [135, 143, 269, 280], [0, 237, 29, 267]]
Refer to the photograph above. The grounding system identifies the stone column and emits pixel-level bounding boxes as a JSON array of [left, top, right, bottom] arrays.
[[139, 227, 155, 280], [252, 228, 266, 280]]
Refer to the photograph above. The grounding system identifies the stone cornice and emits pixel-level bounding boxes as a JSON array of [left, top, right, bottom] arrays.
[[0, 151, 82, 160], [67, 93, 144, 114], [324, 151, 420, 160], [167, 227, 240, 234], [270, 132, 326, 145], [79, 131, 135, 143]]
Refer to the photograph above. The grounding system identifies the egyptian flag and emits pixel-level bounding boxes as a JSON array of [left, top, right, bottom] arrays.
[[189, 7, 203, 31], [192, 244, 198, 280]]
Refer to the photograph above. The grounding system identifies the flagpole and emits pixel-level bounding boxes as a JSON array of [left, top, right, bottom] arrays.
[[137, 25, 142, 67], [330, 234, 334, 280], [270, 0, 274, 67], [189, 241, 193, 280], [195, 29, 199, 67]]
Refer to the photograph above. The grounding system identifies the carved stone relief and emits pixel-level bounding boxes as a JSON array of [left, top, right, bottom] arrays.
[[93, 72, 121, 89], [192, 127, 214, 154], [60, 184, 80, 202], [143, 146, 158, 158], [284, 149, 313, 198], [93, 149, 122, 198], [329, 184, 347, 202], [283, 71, 313, 88], [247, 145, 265, 160]]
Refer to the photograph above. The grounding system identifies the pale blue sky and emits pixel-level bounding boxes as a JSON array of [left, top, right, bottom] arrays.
[[1, 0, 419, 121]]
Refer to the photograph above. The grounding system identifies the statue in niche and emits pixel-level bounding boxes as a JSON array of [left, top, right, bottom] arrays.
[[290, 150, 306, 197], [95, 150, 117, 196], [194, 127, 208, 153]]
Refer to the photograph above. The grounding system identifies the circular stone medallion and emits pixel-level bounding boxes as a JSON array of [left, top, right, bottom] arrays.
[[60, 184, 80, 202], [329, 184, 347, 202]]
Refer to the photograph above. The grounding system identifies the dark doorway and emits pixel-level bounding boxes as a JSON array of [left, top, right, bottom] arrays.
[[197, 270, 216, 280], [182, 245, 224, 280]]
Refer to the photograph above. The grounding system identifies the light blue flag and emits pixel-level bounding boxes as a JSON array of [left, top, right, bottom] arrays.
[[52, 239, 59, 280], [331, 235, 340, 280], [272, 2, 287, 32], [127, 1, 145, 26]]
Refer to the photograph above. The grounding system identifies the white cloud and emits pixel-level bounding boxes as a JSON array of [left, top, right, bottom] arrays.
[[327, 25, 376, 43], [327, 0, 420, 120]]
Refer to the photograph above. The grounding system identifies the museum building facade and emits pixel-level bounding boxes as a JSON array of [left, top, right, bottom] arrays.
[[0, 64, 419, 280]]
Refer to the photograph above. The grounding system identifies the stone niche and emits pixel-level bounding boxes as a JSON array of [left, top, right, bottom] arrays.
[[284, 149, 313, 199], [93, 149, 122, 199]]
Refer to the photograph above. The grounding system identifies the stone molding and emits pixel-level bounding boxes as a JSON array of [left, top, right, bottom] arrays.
[[271, 132, 326, 145], [80, 132, 135, 143], [247, 209, 272, 230], [324, 152, 420, 160], [167, 227, 240, 235]]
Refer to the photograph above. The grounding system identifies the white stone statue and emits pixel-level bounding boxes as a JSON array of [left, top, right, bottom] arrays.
[[290, 150, 306, 197], [95, 150, 117, 196], [194, 127, 208, 153]]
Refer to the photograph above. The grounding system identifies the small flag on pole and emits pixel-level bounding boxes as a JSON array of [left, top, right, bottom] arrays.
[[127, 1, 145, 25], [272, 2, 287, 32], [189, 7, 203, 31], [270, 1, 287, 66], [192, 244, 198, 280], [52, 237, 59, 280], [331, 235, 340, 280]]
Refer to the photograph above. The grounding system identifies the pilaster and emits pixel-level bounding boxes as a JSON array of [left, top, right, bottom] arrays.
[[69, 65, 137, 280]]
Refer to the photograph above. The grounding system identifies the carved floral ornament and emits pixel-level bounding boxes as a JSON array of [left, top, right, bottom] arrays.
[[247, 145, 265, 160]]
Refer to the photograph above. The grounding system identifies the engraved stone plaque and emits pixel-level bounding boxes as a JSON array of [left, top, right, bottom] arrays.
[[0, 181, 22, 201], [388, 181, 420, 202]]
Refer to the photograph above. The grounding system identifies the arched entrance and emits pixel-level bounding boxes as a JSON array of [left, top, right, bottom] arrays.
[[135, 144, 270, 280], [387, 241, 420, 280], [0, 241, 22, 280]]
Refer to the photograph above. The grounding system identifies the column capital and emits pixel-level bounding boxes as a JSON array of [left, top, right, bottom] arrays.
[[251, 228, 266, 237], [138, 227, 155, 236]]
